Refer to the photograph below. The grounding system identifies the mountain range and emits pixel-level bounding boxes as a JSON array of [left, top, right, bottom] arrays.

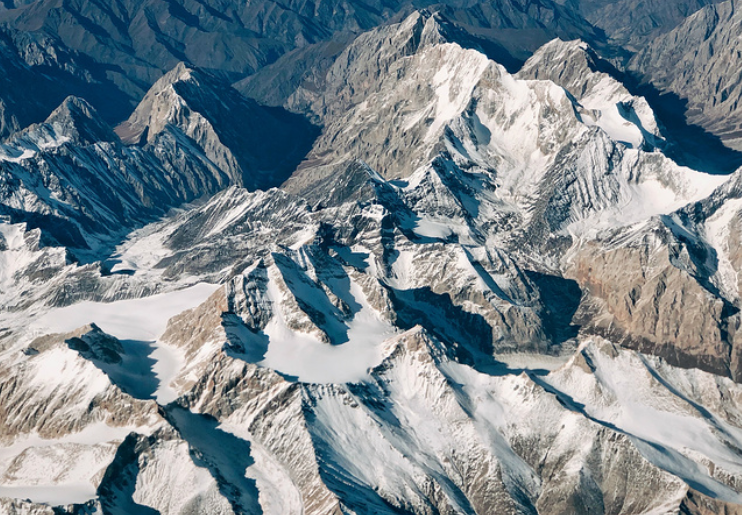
[[1, 1, 742, 514]]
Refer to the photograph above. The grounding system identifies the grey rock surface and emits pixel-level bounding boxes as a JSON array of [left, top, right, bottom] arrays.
[[630, 0, 742, 153]]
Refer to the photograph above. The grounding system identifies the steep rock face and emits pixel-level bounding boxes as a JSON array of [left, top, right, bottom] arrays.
[[0, 62, 316, 251], [0, 324, 165, 509], [285, 11, 494, 186], [574, 0, 726, 49], [117, 62, 317, 191], [125, 182, 553, 362], [562, 169, 742, 382], [98, 427, 245, 515], [0, 26, 131, 139], [188, 359, 345, 515], [629, 0, 742, 151], [0, 96, 208, 249], [517, 38, 665, 150], [2, 8, 742, 513], [0, 0, 608, 121], [568, 225, 735, 378], [0, 325, 160, 441], [157, 313, 738, 514], [681, 489, 742, 515]]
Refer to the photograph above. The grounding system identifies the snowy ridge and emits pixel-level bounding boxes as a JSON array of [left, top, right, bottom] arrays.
[[517, 38, 665, 150]]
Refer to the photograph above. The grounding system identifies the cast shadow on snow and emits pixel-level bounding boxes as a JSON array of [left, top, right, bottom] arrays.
[[272, 252, 350, 344], [66, 330, 161, 400], [114, 339, 161, 399], [68, 327, 263, 513], [584, 52, 742, 174], [636, 353, 740, 443], [528, 371, 733, 500], [97, 433, 162, 515], [97, 408, 264, 515], [223, 316, 301, 382], [271, 248, 369, 347], [637, 85, 742, 175], [525, 271, 582, 345], [477, 273, 580, 376], [164, 405, 263, 515], [340, 383, 481, 515], [222, 313, 270, 363], [0, 207, 89, 249], [387, 285, 495, 357]]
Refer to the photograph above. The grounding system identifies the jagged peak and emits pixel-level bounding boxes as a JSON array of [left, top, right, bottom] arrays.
[[407, 9, 452, 49], [47, 96, 98, 121], [293, 159, 396, 209], [160, 61, 199, 85], [115, 60, 256, 149], [374, 10, 449, 56], [23, 322, 107, 356], [43, 95, 118, 144], [391, 9, 509, 57], [347, 8, 487, 65], [1, 95, 117, 154], [517, 37, 667, 149], [117, 60, 317, 191], [115, 63, 213, 145], [517, 38, 602, 85], [528, 38, 591, 58], [135, 61, 211, 100], [377, 325, 448, 366]]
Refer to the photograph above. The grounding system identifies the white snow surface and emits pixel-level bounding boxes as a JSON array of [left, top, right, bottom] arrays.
[[0, 423, 151, 505], [704, 197, 742, 301], [0, 223, 38, 292], [546, 339, 742, 503], [0, 132, 71, 163], [107, 220, 174, 276], [32, 283, 219, 342], [259, 273, 398, 383], [564, 169, 728, 239], [31, 283, 218, 403]]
